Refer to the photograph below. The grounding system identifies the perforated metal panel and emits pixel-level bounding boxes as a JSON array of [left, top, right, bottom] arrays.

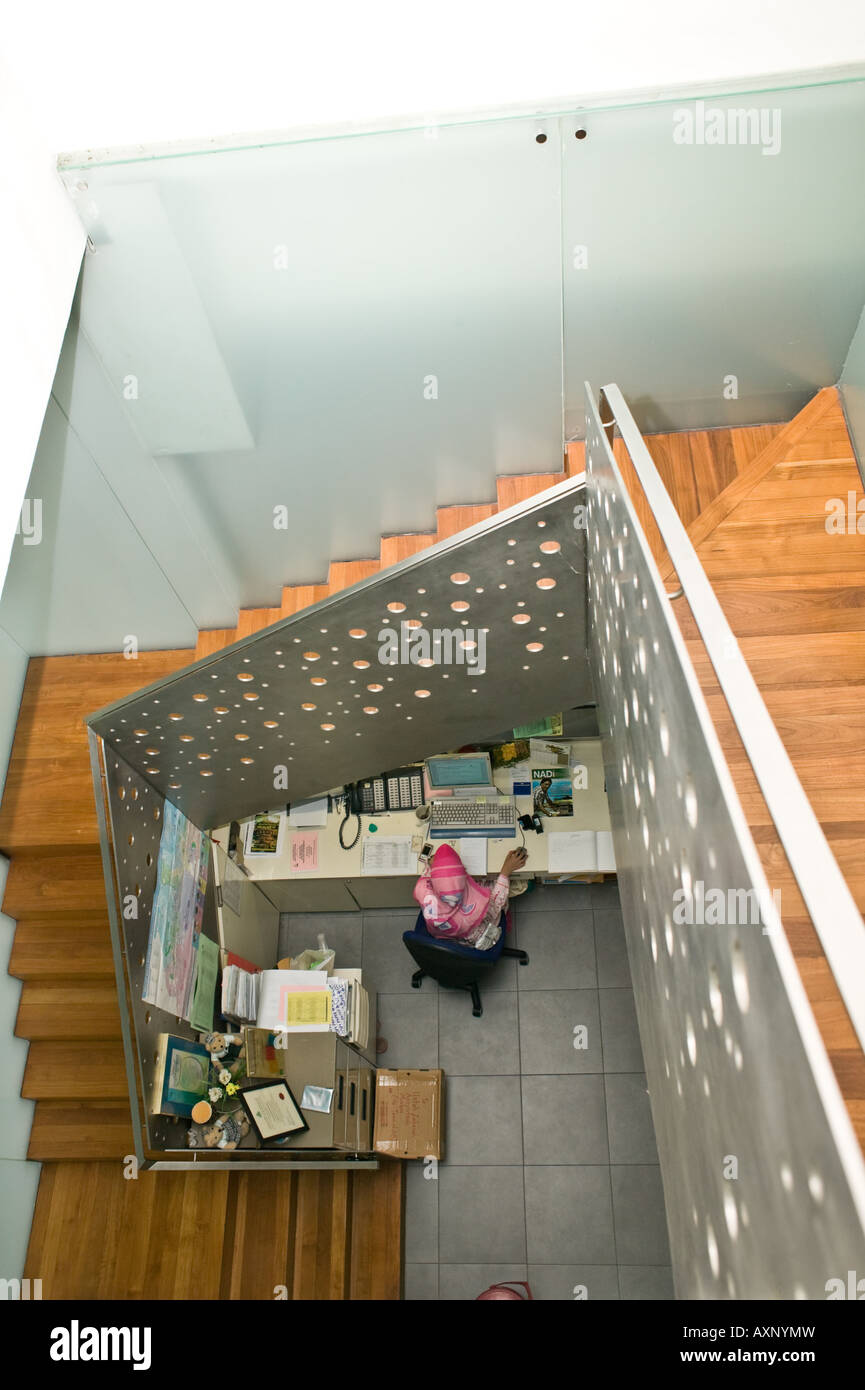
[[101, 745, 222, 1151], [88, 484, 589, 829], [585, 391, 865, 1298]]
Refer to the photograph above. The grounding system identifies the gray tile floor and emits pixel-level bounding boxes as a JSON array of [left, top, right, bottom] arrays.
[[279, 879, 673, 1301]]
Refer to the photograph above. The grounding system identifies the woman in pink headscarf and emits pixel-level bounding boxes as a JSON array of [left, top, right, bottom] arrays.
[[413, 843, 528, 951]]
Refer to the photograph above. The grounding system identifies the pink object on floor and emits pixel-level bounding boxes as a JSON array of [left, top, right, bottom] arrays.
[[475, 1281, 533, 1300]]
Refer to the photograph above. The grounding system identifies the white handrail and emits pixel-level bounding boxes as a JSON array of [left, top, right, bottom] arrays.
[[597, 380, 865, 1053]]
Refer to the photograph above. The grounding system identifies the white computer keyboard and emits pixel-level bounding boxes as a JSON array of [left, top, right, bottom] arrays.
[[429, 799, 517, 837]]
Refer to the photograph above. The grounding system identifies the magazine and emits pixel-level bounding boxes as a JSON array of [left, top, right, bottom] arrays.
[[531, 767, 574, 818]]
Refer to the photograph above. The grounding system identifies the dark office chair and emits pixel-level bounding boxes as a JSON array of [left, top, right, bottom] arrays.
[[402, 910, 528, 1017]]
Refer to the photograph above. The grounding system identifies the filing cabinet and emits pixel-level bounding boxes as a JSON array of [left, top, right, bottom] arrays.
[[275, 1033, 375, 1153]]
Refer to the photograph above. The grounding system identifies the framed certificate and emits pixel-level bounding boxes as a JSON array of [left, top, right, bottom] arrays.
[[240, 1080, 309, 1144]]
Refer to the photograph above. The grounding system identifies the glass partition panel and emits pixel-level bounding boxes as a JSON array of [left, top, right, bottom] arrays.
[[563, 80, 865, 437], [64, 117, 564, 606]]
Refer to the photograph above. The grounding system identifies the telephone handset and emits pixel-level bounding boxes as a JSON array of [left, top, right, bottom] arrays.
[[339, 783, 363, 850]]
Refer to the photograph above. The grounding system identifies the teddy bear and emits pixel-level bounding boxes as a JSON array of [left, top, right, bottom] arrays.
[[187, 1110, 251, 1150], [202, 1031, 243, 1064], [201, 1111, 250, 1150]]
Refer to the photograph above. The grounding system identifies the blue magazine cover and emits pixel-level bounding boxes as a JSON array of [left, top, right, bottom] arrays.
[[531, 767, 574, 818]]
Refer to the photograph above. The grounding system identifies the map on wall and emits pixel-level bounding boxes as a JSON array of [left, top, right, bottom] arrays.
[[142, 801, 209, 1018]]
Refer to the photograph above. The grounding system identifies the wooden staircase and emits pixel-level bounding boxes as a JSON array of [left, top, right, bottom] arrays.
[[573, 389, 865, 1146], [4, 422, 834, 1294], [0, 454, 600, 1299]]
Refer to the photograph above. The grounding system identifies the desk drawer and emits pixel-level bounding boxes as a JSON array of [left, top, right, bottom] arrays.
[[357, 1060, 374, 1152]]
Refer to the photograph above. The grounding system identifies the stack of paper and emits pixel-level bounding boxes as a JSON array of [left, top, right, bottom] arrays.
[[546, 829, 616, 874], [328, 977, 349, 1035], [348, 981, 370, 1049], [221, 963, 260, 1022], [257, 969, 332, 1032]]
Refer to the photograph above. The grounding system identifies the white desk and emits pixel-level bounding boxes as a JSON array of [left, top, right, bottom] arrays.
[[212, 738, 613, 913]]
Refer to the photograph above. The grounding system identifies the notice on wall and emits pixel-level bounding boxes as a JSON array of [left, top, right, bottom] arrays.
[[291, 832, 319, 873]]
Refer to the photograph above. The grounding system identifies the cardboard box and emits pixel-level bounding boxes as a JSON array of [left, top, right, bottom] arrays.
[[373, 1068, 444, 1160]]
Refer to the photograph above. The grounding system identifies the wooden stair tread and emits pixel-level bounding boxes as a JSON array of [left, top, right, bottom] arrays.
[[194, 628, 237, 660], [435, 502, 496, 541], [327, 559, 380, 593], [25, 1162, 402, 1297], [28, 1101, 134, 1161], [647, 389, 865, 1155], [748, 471, 864, 501], [23, 1042, 128, 1099], [281, 583, 329, 616], [349, 1158, 403, 1299], [233, 607, 282, 640], [720, 492, 862, 525], [292, 1170, 352, 1299], [658, 388, 839, 579], [219, 1171, 297, 1299], [16, 979, 122, 1041], [0, 652, 192, 854], [697, 531, 865, 579], [496, 472, 564, 510], [678, 583, 865, 639], [379, 533, 435, 567], [9, 918, 114, 979], [25, 1164, 231, 1296], [2, 849, 107, 918], [685, 633, 865, 690]]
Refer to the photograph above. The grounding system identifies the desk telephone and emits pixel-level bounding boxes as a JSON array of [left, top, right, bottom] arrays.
[[339, 765, 424, 849], [349, 765, 424, 815]]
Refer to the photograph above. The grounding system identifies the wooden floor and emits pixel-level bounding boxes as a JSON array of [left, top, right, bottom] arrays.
[[27, 1159, 402, 1300], [582, 392, 865, 1147]]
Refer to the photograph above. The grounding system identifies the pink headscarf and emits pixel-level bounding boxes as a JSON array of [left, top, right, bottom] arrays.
[[413, 843, 491, 933]]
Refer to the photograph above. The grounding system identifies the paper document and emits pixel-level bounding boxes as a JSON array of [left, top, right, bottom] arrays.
[[596, 830, 616, 872], [456, 837, 487, 877], [361, 835, 416, 876], [545, 829, 615, 874], [291, 832, 319, 872], [529, 736, 573, 769], [189, 934, 219, 1033], [547, 831, 598, 873], [280, 991, 332, 1026]]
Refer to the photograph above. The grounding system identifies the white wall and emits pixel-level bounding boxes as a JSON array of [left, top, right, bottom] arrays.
[[0, 62, 84, 598], [4, 1, 865, 154], [0, 57, 84, 1289]]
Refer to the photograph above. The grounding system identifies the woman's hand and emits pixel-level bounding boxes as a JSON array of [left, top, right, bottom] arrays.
[[501, 847, 529, 876]]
